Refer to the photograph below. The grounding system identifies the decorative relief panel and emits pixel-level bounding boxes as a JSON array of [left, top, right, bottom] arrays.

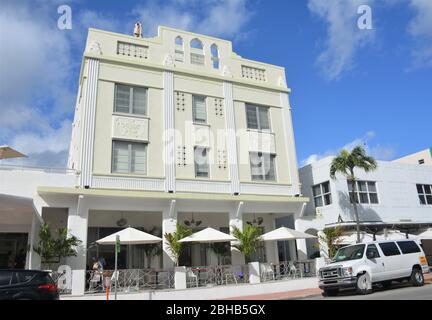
[[117, 42, 148, 59], [176, 145, 187, 167], [213, 98, 224, 117], [217, 149, 227, 169], [112, 115, 149, 141], [175, 91, 186, 111], [241, 65, 267, 82]]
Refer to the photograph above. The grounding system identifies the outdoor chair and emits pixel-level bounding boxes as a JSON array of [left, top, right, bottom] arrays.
[[260, 263, 275, 282], [288, 262, 301, 279], [186, 269, 199, 287], [225, 265, 245, 285], [89, 272, 103, 292]]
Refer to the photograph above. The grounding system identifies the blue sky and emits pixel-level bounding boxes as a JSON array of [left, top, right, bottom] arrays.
[[0, 0, 431, 168]]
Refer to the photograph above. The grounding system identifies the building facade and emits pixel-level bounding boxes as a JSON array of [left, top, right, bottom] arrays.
[[0, 26, 307, 295], [393, 147, 432, 166], [295, 156, 432, 259]]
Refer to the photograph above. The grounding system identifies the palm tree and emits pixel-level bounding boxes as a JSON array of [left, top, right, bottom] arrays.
[[330, 146, 377, 243], [141, 227, 162, 268], [231, 224, 262, 262], [163, 224, 192, 266]]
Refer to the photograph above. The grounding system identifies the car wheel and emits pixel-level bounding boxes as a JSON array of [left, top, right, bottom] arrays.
[[356, 273, 372, 295], [322, 288, 339, 297], [410, 268, 424, 287]]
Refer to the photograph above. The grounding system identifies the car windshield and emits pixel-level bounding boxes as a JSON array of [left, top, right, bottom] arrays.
[[333, 244, 365, 262]]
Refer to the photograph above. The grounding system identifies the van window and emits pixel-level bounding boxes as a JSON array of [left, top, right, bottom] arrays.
[[379, 242, 401, 256], [396, 241, 421, 254], [366, 244, 380, 258], [0, 272, 13, 286]]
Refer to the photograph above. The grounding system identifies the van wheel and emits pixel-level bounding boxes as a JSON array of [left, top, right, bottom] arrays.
[[322, 289, 339, 297], [410, 268, 424, 287], [356, 273, 372, 295]]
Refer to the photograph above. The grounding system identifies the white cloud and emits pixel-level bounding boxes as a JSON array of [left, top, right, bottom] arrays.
[[133, 0, 253, 39], [308, 0, 375, 80], [301, 131, 396, 166], [407, 0, 432, 68]]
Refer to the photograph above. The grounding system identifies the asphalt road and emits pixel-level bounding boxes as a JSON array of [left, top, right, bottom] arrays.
[[296, 282, 432, 300]]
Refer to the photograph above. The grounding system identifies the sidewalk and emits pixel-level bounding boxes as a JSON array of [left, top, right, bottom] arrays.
[[223, 287, 321, 300]]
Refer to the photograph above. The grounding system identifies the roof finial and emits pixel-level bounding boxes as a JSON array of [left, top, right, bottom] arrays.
[[134, 22, 142, 38]]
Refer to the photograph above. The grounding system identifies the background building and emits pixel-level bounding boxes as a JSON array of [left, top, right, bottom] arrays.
[[393, 147, 432, 166], [296, 156, 432, 259]]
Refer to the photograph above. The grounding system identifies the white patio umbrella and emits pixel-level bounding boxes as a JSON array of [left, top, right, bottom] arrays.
[[337, 232, 376, 245], [178, 227, 236, 265], [418, 228, 432, 239], [96, 227, 162, 245], [378, 230, 418, 241], [178, 227, 236, 243], [259, 227, 317, 261], [96, 227, 162, 300]]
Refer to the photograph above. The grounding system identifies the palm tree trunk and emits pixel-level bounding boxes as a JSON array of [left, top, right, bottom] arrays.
[[349, 177, 361, 243]]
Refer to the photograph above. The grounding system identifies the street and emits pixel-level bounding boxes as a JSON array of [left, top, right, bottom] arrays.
[[294, 282, 432, 300]]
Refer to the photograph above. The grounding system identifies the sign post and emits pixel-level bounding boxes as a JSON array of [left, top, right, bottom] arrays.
[[114, 235, 120, 301]]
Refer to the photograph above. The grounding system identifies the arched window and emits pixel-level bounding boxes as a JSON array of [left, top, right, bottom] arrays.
[[190, 38, 204, 65], [190, 38, 203, 50], [175, 36, 183, 47], [211, 44, 219, 69], [175, 36, 184, 62]]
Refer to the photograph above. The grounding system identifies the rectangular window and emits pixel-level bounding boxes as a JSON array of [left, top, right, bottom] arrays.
[[246, 104, 270, 130], [396, 241, 421, 254], [313, 181, 332, 207], [250, 152, 276, 181], [112, 140, 147, 175], [194, 147, 209, 178], [416, 184, 432, 205], [192, 95, 207, 124], [190, 53, 205, 65], [114, 84, 147, 115], [366, 244, 380, 258], [348, 180, 379, 204], [378, 242, 401, 256]]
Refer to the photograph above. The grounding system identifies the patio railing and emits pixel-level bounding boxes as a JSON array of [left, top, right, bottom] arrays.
[[260, 260, 316, 282], [186, 264, 249, 288], [85, 268, 175, 293]]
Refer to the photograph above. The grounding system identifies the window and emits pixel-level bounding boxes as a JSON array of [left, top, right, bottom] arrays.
[[0, 272, 12, 286], [175, 36, 184, 62], [250, 152, 276, 181], [366, 244, 380, 258], [190, 38, 204, 66], [348, 180, 379, 204], [333, 244, 365, 262], [379, 242, 401, 256], [210, 44, 219, 69], [312, 181, 332, 207], [417, 184, 432, 205], [397, 241, 421, 254], [112, 140, 147, 175], [194, 147, 209, 178], [192, 95, 207, 124], [246, 104, 270, 130], [15, 271, 35, 284], [115, 84, 147, 115]]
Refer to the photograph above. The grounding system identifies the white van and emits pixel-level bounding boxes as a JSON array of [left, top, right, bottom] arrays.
[[318, 239, 429, 296]]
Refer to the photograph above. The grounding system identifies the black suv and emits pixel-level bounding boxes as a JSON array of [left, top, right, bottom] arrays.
[[0, 270, 59, 300]]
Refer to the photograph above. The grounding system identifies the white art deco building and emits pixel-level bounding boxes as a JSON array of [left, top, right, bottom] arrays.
[[0, 26, 308, 295]]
